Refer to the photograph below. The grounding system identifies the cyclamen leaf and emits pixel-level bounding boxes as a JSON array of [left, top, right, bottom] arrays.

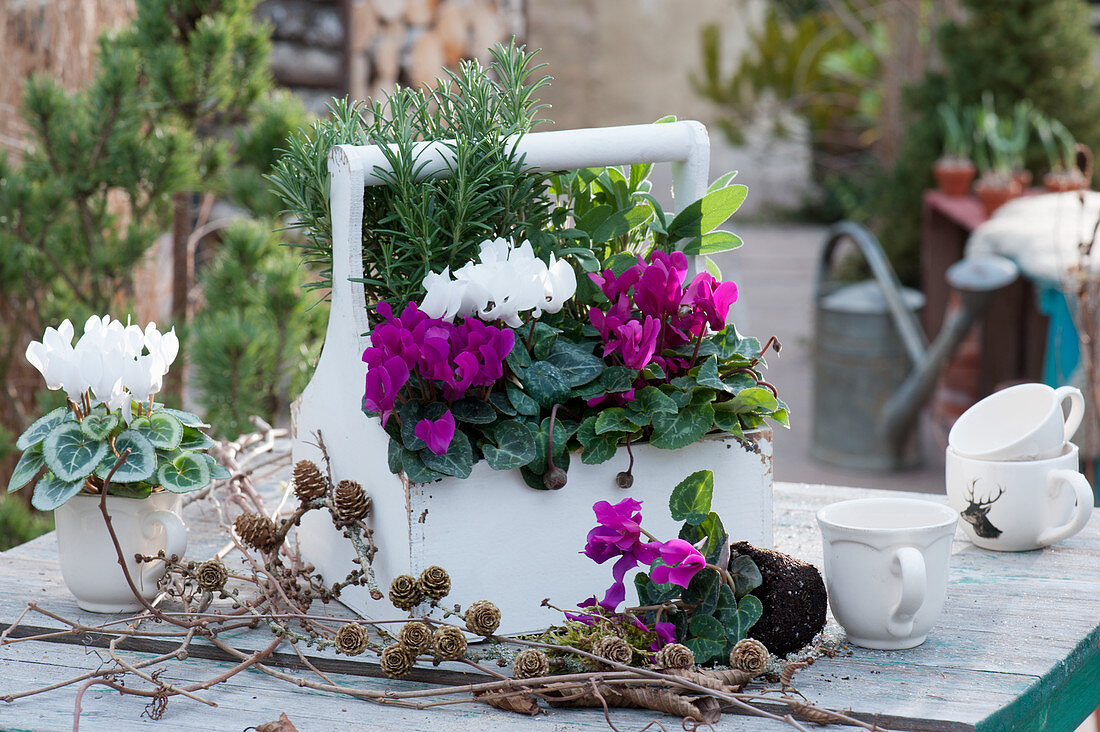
[[420, 430, 473, 479], [133, 412, 184, 450], [488, 391, 517, 416], [98, 429, 156, 484], [451, 397, 497, 424], [630, 386, 678, 415], [727, 387, 780, 414], [683, 568, 722, 616], [157, 453, 211, 493], [669, 470, 714, 525], [400, 448, 447, 484], [689, 613, 726, 641], [387, 439, 404, 475], [649, 403, 714, 450], [17, 407, 71, 451], [577, 416, 619, 465], [521, 362, 571, 408], [482, 420, 537, 470], [160, 407, 210, 429], [506, 383, 540, 416], [595, 407, 646, 435], [179, 427, 216, 452], [43, 423, 109, 482], [200, 453, 232, 481], [506, 339, 532, 374], [724, 594, 764, 644], [684, 636, 725, 665], [546, 345, 604, 387], [80, 412, 120, 441], [679, 511, 727, 564], [729, 555, 763, 597], [695, 355, 731, 393], [31, 471, 86, 511], [8, 446, 45, 493]]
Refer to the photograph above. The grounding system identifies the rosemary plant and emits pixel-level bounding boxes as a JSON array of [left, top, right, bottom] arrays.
[[268, 42, 552, 307]]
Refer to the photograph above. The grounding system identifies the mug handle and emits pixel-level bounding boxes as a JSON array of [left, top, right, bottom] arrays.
[[1037, 470, 1094, 547], [887, 546, 926, 638], [140, 509, 188, 589], [1055, 385, 1085, 443]]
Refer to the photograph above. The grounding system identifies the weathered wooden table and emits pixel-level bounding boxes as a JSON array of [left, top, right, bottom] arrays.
[[2, 482, 1098, 732]]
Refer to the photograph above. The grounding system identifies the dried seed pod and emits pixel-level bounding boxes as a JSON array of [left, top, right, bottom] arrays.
[[615, 471, 634, 489], [195, 559, 229, 592], [431, 626, 467, 661], [464, 600, 501, 636], [293, 460, 328, 502], [388, 574, 423, 610], [592, 635, 633, 667], [730, 638, 770, 676], [334, 623, 370, 656], [653, 643, 695, 670], [398, 621, 433, 654], [380, 643, 414, 678], [233, 513, 279, 553], [512, 648, 550, 679], [333, 479, 370, 523], [417, 565, 451, 600]]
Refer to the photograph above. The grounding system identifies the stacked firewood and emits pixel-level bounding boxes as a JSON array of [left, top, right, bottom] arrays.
[[258, 0, 525, 113]]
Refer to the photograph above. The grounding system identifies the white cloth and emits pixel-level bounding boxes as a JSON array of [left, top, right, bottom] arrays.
[[965, 191, 1100, 284]]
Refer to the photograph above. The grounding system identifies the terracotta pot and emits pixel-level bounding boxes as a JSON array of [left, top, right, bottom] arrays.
[[974, 178, 1022, 217], [55, 491, 187, 612], [1043, 171, 1088, 193], [1012, 169, 1033, 191], [932, 159, 976, 196]]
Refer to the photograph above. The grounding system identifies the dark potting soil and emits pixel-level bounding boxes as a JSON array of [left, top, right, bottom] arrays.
[[729, 541, 827, 656]]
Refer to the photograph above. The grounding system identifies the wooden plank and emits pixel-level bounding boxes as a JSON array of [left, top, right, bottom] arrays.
[[1, 481, 1097, 731]]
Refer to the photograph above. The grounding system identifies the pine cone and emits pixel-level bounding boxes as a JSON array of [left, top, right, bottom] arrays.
[[195, 559, 229, 592], [730, 638, 770, 676], [512, 649, 550, 679], [234, 513, 279, 553], [398, 621, 433, 654], [417, 565, 450, 600], [592, 635, 633, 667], [431, 626, 467, 661], [464, 600, 501, 636], [333, 480, 370, 524], [653, 643, 694, 670], [293, 460, 328, 502], [388, 574, 424, 611], [334, 623, 370, 656], [380, 643, 414, 678]]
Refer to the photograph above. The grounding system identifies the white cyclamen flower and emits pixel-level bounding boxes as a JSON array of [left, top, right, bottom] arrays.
[[25, 319, 83, 400], [420, 238, 577, 327], [143, 323, 179, 376]]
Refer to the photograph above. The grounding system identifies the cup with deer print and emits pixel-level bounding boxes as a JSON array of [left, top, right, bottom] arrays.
[[948, 383, 1084, 462], [817, 498, 958, 650], [945, 443, 1093, 551]]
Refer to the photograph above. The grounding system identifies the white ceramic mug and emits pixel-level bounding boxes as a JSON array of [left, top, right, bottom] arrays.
[[948, 383, 1084, 461], [945, 442, 1093, 551], [817, 498, 958, 650], [54, 491, 187, 613]]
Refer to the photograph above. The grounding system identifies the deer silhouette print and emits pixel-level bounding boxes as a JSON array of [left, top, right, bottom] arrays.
[[961, 480, 1004, 539]]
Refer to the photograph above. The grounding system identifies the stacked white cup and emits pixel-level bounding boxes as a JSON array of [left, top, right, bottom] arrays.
[[946, 383, 1094, 551]]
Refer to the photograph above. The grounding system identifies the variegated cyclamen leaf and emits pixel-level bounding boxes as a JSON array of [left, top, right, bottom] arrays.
[[159, 407, 209, 428], [157, 452, 211, 493], [80, 412, 120, 441], [136, 411, 183, 450], [16, 407, 71, 451], [31, 471, 86, 511], [8, 445, 45, 493], [43, 423, 109, 482], [179, 427, 216, 452], [97, 429, 156, 483], [199, 453, 231, 481]]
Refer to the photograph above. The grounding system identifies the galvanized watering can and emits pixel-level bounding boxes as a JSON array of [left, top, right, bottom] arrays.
[[812, 222, 1019, 470]]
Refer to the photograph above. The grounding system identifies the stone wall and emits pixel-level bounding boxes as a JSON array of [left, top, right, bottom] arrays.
[[256, 0, 526, 114]]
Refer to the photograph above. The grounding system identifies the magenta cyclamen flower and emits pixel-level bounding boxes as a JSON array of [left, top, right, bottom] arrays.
[[582, 498, 662, 610], [414, 410, 456, 455], [649, 539, 707, 587], [362, 301, 514, 425]]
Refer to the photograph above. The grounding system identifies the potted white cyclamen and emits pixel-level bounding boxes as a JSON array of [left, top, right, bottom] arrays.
[[9, 316, 226, 612]]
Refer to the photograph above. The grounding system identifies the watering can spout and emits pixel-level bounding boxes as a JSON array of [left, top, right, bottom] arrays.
[[880, 254, 1020, 449]]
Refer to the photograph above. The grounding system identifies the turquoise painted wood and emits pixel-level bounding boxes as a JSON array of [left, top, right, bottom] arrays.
[[0, 479, 1097, 731]]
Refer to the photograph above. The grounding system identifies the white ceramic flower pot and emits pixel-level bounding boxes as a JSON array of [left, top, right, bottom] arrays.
[[54, 491, 187, 613]]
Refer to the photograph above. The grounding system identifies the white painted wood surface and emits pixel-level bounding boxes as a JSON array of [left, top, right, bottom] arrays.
[[2, 480, 1098, 731], [290, 121, 776, 633]]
